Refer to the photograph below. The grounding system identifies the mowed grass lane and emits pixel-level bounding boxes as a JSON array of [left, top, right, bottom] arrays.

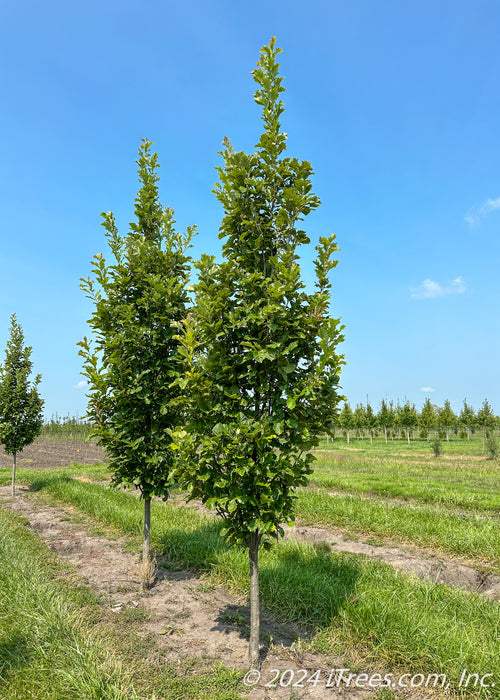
[[310, 448, 500, 512]]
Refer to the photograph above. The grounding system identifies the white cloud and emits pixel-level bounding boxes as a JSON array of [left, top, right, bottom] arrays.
[[74, 380, 88, 389], [465, 196, 500, 227], [420, 386, 435, 393], [410, 276, 466, 300]]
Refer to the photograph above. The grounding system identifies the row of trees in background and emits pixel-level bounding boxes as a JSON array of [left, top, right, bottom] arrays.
[[336, 397, 498, 444], [41, 414, 93, 440]]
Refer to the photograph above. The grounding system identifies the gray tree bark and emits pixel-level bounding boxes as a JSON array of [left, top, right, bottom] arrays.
[[143, 496, 151, 564], [12, 452, 16, 496], [248, 532, 260, 668]]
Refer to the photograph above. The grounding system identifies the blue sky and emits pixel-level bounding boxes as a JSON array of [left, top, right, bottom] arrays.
[[1, 0, 499, 419]]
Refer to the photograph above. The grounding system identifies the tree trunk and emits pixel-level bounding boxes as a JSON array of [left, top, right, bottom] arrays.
[[446, 427, 450, 442], [384, 426, 387, 444], [406, 429, 410, 444], [12, 452, 16, 496], [347, 430, 350, 445], [143, 497, 151, 563], [248, 532, 260, 668]]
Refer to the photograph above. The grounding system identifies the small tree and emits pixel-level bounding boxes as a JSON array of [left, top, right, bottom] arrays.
[[0, 314, 44, 495], [353, 403, 367, 440], [459, 398, 476, 440], [339, 401, 354, 444], [378, 398, 394, 444], [438, 399, 456, 442], [394, 401, 403, 439], [419, 397, 437, 441], [486, 433, 499, 460], [477, 399, 496, 452], [79, 140, 195, 574], [431, 436, 441, 458], [173, 39, 344, 667], [400, 400, 418, 444], [365, 399, 376, 445]]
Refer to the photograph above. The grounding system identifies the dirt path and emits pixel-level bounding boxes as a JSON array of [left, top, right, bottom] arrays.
[[0, 485, 432, 700]]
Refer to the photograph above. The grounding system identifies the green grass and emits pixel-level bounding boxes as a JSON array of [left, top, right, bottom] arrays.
[[5, 469, 499, 697], [310, 453, 500, 511], [0, 505, 242, 699], [0, 507, 135, 699], [295, 489, 500, 564], [297, 445, 500, 566], [0, 462, 110, 484], [317, 434, 489, 456]]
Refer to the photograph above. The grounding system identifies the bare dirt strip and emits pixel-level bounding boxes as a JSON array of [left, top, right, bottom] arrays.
[[0, 438, 105, 469], [0, 486, 435, 700]]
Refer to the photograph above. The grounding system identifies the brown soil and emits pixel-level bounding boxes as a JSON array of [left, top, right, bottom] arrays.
[[0, 486, 431, 699], [0, 438, 106, 469]]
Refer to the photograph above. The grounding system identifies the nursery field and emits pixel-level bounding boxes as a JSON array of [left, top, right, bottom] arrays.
[[0, 438, 499, 699], [0, 437, 105, 469]]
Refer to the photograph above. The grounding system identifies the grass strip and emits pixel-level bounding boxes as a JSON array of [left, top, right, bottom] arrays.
[[295, 489, 500, 564], [0, 507, 135, 699], [3, 464, 499, 563], [316, 435, 488, 457], [0, 505, 241, 699], [310, 456, 500, 511], [9, 469, 499, 697], [295, 490, 500, 569]]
